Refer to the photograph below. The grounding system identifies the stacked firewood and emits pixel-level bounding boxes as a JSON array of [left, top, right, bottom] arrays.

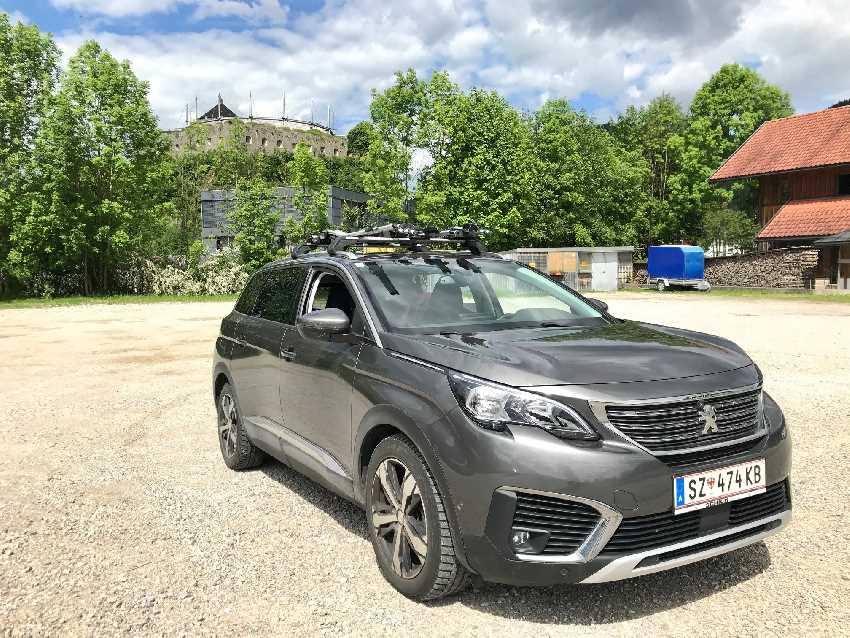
[[705, 249, 819, 289]]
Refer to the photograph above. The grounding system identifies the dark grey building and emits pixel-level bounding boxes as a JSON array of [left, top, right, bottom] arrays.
[[201, 186, 368, 254]]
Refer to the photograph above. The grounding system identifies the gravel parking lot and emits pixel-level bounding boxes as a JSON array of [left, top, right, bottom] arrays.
[[1, 292, 848, 637]]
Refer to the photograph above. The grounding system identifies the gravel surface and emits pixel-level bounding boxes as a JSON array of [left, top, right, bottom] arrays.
[[1, 293, 848, 637]]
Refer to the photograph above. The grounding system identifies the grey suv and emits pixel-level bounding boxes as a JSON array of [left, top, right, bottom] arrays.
[[212, 226, 791, 600]]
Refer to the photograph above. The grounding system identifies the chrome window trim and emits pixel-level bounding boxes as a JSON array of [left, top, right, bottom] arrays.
[[386, 351, 444, 372], [581, 509, 791, 583], [303, 271, 327, 314], [301, 263, 384, 348], [590, 383, 767, 456], [496, 486, 623, 564]]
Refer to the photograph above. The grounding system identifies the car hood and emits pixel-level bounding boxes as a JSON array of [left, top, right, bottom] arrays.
[[380, 320, 753, 386]]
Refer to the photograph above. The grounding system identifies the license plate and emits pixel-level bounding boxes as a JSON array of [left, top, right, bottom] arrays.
[[674, 459, 766, 514]]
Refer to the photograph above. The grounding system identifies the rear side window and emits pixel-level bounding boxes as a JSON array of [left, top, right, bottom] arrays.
[[254, 267, 307, 324], [235, 272, 264, 315]]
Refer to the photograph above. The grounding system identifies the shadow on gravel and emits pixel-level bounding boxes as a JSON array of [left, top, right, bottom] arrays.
[[259, 460, 367, 538], [258, 458, 772, 625], [450, 542, 772, 624]]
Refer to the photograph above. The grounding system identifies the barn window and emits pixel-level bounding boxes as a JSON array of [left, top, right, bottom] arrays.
[[839, 174, 850, 195]]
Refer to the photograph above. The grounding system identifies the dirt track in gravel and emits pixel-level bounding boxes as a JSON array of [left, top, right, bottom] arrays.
[[1, 293, 848, 636]]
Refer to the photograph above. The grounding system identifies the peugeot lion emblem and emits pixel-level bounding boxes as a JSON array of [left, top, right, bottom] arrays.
[[700, 403, 718, 434]]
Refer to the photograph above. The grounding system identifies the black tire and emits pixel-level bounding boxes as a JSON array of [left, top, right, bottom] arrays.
[[365, 434, 470, 601], [216, 383, 265, 470], [656, 279, 666, 292]]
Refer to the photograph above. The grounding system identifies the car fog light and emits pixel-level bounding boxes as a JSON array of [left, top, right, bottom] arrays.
[[512, 530, 530, 547], [510, 528, 549, 554]]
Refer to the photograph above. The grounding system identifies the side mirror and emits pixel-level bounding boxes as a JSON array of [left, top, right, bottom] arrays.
[[297, 308, 351, 340], [586, 297, 609, 313]]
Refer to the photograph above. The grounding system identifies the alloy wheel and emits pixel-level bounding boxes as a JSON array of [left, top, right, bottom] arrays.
[[218, 393, 238, 458], [370, 458, 429, 579]]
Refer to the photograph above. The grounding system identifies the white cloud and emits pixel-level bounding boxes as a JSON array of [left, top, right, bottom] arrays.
[[47, 0, 850, 131], [192, 0, 287, 22]]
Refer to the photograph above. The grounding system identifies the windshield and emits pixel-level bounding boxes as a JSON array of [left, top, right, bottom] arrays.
[[352, 257, 605, 334]]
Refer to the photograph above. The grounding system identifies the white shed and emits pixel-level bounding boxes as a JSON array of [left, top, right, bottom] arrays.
[[500, 246, 634, 292]]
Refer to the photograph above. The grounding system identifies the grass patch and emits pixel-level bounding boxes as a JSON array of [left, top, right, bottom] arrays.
[[0, 293, 238, 310], [621, 287, 850, 303]]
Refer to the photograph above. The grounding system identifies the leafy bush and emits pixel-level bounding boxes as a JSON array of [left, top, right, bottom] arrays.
[[143, 248, 248, 295]]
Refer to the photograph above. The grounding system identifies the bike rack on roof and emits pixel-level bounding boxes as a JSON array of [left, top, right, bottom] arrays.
[[291, 223, 489, 258]]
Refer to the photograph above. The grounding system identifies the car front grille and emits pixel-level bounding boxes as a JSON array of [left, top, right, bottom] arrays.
[[512, 492, 601, 555], [601, 480, 789, 556], [604, 387, 764, 453], [729, 480, 790, 526], [660, 436, 766, 470]]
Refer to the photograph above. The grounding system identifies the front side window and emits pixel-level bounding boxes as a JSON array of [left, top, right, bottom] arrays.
[[303, 270, 366, 335], [253, 267, 307, 324], [352, 257, 604, 334]]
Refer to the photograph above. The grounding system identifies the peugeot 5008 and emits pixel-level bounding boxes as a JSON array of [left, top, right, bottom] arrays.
[[211, 225, 791, 600]]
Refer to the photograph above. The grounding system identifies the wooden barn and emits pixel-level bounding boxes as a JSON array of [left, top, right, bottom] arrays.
[[710, 104, 850, 291]]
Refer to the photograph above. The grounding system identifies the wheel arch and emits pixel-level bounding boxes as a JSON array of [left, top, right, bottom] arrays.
[[212, 362, 232, 401], [353, 404, 474, 573]]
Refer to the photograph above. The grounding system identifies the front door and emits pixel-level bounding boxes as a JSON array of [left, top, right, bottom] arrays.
[[279, 267, 364, 477]]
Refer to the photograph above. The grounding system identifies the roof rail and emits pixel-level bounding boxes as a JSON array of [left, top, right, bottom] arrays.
[[291, 223, 489, 258]]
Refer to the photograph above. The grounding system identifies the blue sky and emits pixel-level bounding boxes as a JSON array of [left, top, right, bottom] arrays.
[[3, 1, 848, 132]]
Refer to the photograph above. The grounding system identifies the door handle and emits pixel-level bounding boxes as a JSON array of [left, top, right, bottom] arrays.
[[281, 346, 296, 361]]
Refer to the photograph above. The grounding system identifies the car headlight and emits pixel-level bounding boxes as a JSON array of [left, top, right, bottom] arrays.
[[448, 372, 598, 440]]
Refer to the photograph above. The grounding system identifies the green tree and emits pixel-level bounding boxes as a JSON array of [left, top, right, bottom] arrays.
[[363, 70, 458, 220], [228, 176, 280, 272], [362, 131, 410, 221], [669, 64, 793, 239], [0, 14, 60, 292], [689, 63, 793, 168], [8, 40, 171, 295], [324, 155, 365, 191], [609, 95, 686, 245], [417, 89, 540, 250], [700, 206, 756, 254], [531, 100, 648, 247], [346, 120, 374, 156], [282, 142, 330, 244]]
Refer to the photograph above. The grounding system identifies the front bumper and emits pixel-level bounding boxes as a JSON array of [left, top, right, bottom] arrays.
[[439, 385, 792, 586], [582, 509, 789, 583]]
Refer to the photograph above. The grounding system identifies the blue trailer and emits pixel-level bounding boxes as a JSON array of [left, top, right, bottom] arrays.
[[647, 245, 711, 291]]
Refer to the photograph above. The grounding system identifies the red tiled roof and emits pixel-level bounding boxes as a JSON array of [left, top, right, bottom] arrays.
[[757, 196, 850, 239], [710, 106, 850, 182]]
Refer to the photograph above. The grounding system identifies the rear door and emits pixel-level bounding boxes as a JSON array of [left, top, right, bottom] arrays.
[[235, 266, 307, 426], [228, 270, 265, 401]]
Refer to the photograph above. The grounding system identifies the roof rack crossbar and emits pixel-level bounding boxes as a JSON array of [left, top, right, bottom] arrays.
[[292, 223, 490, 258]]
